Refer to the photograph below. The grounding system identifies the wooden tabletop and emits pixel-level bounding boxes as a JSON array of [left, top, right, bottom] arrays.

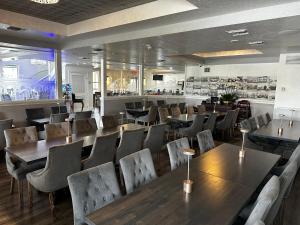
[[86, 143, 280, 225], [5, 123, 147, 164], [252, 119, 300, 143]]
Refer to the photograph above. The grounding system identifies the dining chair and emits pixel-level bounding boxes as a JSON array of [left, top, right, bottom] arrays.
[[74, 111, 92, 120], [196, 130, 215, 154], [50, 113, 69, 123], [186, 105, 195, 115], [265, 112, 272, 124], [82, 132, 119, 170], [135, 106, 158, 126], [171, 106, 181, 117], [125, 102, 135, 109], [50, 105, 68, 114], [230, 108, 240, 136], [240, 119, 252, 131], [216, 110, 235, 139], [203, 113, 217, 132], [44, 122, 70, 141], [120, 148, 157, 194], [115, 128, 145, 164], [134, 102, 143, 109], [25, 108, 45, 131], [178, 103, 186, 114], [197, 105, 206, 114], [157, 100, 166, 106], [177, 114, 205, 147], [68, 162, 121, 225], [158, 107, 170, 123], [245, 176, 280, 225], [145, 101, 154, 108], [167, 137, 190, 171], [73, 118, 97, 135], [0, 119, 13, 152], [4, 126, 45, 207], [27, 140, 84, 212], [257, 115, 266, 128], [249, 117, 258, 131], [102, 115, 119, 129]]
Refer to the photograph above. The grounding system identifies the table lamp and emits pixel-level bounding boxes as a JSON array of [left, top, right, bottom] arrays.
[[182, 148, 195, 194], [278, 114, 285, 136], [119, 111, 125, 125], [289, 109, 296, 127], [239, 128, 249, 158], [65, 118, 72, 143]]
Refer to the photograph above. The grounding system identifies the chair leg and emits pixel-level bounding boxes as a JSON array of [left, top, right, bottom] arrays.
[[17, 180, 23, 208], [28, 182, 33, 208], [10, 177, 15, 194], [119, 167, 124, 188], [48, 192, 55, 214]]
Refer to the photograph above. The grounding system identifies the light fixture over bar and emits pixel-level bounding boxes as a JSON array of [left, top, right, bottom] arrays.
[[30, 0, 59, 4], [192, 49, 263, 58]]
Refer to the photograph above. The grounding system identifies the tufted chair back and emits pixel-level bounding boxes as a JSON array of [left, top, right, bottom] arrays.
[[240, 119, 252, 131], [186, 105, 195, 115], [257, 115, 266, 128], [102, 116, 119, 129], [265, 113, 272, 124], [158, 107, 170, 123], [73, 118, 98, 135], [147, 106, 158, 123], [4, 126, 38, 147], [171, 106, 181, 117], [116, 128, 144, 164], [27, 140, 83, 193], [196, 130, 215, 154], [178, 103, 186, 114], [144, 124, 166, 154], [44, 122, 70, 141], [50, 113, 69, 123], [167, 137, 190, 171], [0, 119, 13, 150], [74, 111, 92, 120], [180, 115, 205, 138], [203, 113, 217, 131], [231, 108, 240, 128], [68, 162, 121, 225], [197, 105, 206, 114], [120, 148, 157, 194], [249, 117, 258, 131], [83, 132, 119, 170]]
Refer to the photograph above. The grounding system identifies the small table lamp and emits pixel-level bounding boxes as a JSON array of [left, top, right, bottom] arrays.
[[289, 109, 296, 127], [65, 118, 72, 143], [239, 128, 249, 158], [278, 114, 285, 136], [182, 148, 195, 194], [119, 111, 125, 125]]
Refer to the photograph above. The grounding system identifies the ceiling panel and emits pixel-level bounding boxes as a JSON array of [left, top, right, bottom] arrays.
[[0, 0, 155, 24]]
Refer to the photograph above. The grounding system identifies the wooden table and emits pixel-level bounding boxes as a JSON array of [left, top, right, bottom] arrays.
[[252, 119, 300, 143], [126, 108, 149, 118], [5, 123, 147, 164], [86, 143, 280, 225]]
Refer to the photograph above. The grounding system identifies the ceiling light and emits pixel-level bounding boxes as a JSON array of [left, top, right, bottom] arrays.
[[232, 32, 249, 37], [230, 40, 239, 43], [30, 0, 59, 4], [248, 41, 265, 45], [226, 29, 247, 34], [192, 49, 263, 58], [2, 57, 18, 62]]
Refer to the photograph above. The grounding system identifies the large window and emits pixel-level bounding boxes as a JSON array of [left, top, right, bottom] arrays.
[[2, 65, 18, 79]]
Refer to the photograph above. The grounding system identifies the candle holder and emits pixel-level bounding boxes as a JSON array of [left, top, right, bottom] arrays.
[[65, 118, 72, 143], [278, 114, 285, 136], [239, 128, 249, 158], [289, 109, 296, 127], [181, 148, 195, 194]]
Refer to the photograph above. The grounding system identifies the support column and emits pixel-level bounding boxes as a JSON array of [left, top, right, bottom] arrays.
[[138, 63, 144, 96], [55, 49, 63, 99], [100, 53, 107, 116]]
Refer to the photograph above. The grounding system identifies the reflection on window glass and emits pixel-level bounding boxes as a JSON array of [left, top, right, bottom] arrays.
[[0, 48, 56, 102]]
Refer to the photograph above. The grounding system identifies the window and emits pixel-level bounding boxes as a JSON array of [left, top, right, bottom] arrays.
[[2, 65, 18, 79]]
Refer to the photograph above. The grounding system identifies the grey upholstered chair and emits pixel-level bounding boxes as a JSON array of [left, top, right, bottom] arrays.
[[115, 128, 145, 164], [178, 114, 205, 147], [4, 126, 44, 207], [179, 103, 186, 114], [171, 106, 181, 117], [257, 115, 266, 128], [265, 113, 272, 124], [196, 130, 215, 154], [44, 122, 70, 141], [240, 119, 252, 131], [74, 111, 92, 120], [186, 105, 195, 115], [157, 100, 166, 106], [50, 113, 69, 123], [68, 162, 122, 225], [245, 176, 280, 225], [73, 118, 97, 135], [102, 115, 119, 129], [197, 105, 206, 114], [125, 102, 135, 109], [120, 148, 157, 194], [249, 117, 258, 131], [158, 107, 170, 123], [203, 113, 217, 132], [82, 132, 119, 170], [27, 140, 84, 212], [167, 137, 190, 171], [230, 108, 240, 136], [0, 119, 13, 152], [145, 101, 154, 108], [216, 110, 235, 139], [135, 102, 143, 109], [135, 106, 158, 125]]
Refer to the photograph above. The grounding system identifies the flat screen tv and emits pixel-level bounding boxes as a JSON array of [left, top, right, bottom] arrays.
[[153, 74, 163, 81]]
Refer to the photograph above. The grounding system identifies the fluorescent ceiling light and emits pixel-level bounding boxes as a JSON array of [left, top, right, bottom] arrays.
[[2, 57, 18, 61], [248, 41, 265, 45], [230, 40, 239, 43], [192, 49, 263, 58], [226, 29, 249, 37]]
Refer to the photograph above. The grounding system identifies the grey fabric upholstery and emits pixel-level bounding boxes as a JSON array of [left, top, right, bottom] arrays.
[[135, 102, 143, 109], [265, 162, 298, 225], [50, 113, 69, 123], [197, 105, 206, 114], [265, 113, 272, 124], [74, 111, 92, 120], [249, 117, 258, 131], [158, 107, 170, 123], [51, 106, 68, 114], [178, 114, 205, 138], [178, 103, 186, 114], [143, 124, 167, 154], [125, 102, 134, 109], [253, 221, 265, 225], [203, 113, 217, 131], [186, 105, 194, 115], [231, 108, 240, 129], [136, 106, 158, 124], [120, 148, 157, 194], [27, 140, 83, 193], [73, 118, 97, 135], [257, 115, 266, 128], [196, 130, 215, 154], [171, 106, 181, 117], [145, 101, 154, 108], [157, 100, 166, 106], [216, 110, 235, 131], [82, 132, 119, 170], [68, 162, 121, 225], [167, 137, 190, 171], [44, 122, 70, 141], [0, 119, 13, 151], [240, 119, 252, 131], [102, 116, 119, 129], [4, 126, 38, 147], [115, 128, 144, 164]]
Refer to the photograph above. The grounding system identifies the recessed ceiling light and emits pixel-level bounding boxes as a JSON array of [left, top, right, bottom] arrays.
[[226, 29, 247, 34], [248, 41, 265, 45], [232, 32, 249, 37], [2, 57, 18, 62], [30, 0, 59, 4], [192, 49, 263, 58], [230, 40, 239, 43]]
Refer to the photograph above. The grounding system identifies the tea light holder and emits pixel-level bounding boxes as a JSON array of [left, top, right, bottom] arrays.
[[289, 109, 296, 127], [65, 118, 72, 143], [239, 128, 249, 158], [278, 114, 285, 136], [181, 148, 195, 194]]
